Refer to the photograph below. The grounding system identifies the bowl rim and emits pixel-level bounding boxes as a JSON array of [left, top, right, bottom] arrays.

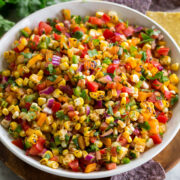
[[0, 0, 180, 179]]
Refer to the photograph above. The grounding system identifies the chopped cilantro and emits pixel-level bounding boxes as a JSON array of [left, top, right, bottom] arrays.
[[74, 15, 82, 24], [140, 32, 154, 44], [107, 105, 113, 115], [140, 121, 151, 130], [73, 31, 83, 39], [102, 57, 112, 65], [48, 64, 54, 75], [170, 95, 179, 106], [92, 39, 100, 46], [73, 137, 79, 148], [54, 135, 61, 145], [47, 75, 57, 82], [150, 71, 169, 83], [56, 110, 69, 120], [141, 51, 147, 61], [65, 134, 70, 143]]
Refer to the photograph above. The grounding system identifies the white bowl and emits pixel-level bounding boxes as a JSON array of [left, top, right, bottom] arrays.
[[0, 0, 180, 179]]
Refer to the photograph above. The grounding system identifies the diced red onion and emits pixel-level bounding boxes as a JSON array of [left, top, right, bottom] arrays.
[[47, 98, 55, 108], [52, 55, 61, 66], [43, 107, 52, 114], [86, 106, 90, 115], [59, 85, 73, 96], [39, 86, 54, 95], [158, 66, 164, 71], [116, 90, 121, 97], [113, 59, 120, 64], [85, 154, 95, 161], [98, 75, 112, 83], [65, 32, 71, 38], [134, 26, 143, 33], [77, 63, 84, 72], [2, 76, 8, 84], [95, 100, 103, 109], [133, 128, 140, 136], [64, 20, 71, 29], [100, 129, 113, 137], [5, 114, 12, 121], [67, 105, 74, 112]]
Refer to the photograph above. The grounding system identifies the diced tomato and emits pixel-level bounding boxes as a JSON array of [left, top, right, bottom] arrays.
[[55, 24, 65, 32], [110, 147, 117, 156], [148, 93, 156, 103], [50, 156, 59, 162], [80, 48, 88, 58], [53, 33, 61, 41], [89, 17, 104, 26], [151, 60, 163, 71], [29, 35, 40, 49], [87, 81, 99, 92], [101, 14, 111, 22], [121, 86, 133, 94], [118, 136, 127, 146], [100, 149, 106, 154], [126, 97, 130, 103], [164, 90, 172, 100], [111, 35, 124, 43], [105, 163, 117, 170], [38, 21, 52, 35], [157, 112, 168, 123], [21, 121, 30, 131], [115, 22, 126, 32], [37, 82, 46, 91], [68, 160, 79, 172], [152, 80, 162, 90], [90, 137, 97, 143], [124, 63, 131, 71], [150, 134, 162, 144], [123, 26, 134, 37], [25, 102, 31, 110], [52, 101, 61, 112], [146, 49, 152, 62], [12, 138, 24, 149], [107, 64, 118, 74], [157, 47, 169, 56], [72, 26, 84, 33], [133, 128, 140, 136], [29, 137, 45, 155], [103, 29, 114, 39]]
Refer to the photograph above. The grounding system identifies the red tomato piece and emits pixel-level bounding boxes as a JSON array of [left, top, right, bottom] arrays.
[[89, 17, 104, 26], [107, 64, 118, 74], [105, 163, 117, 170], [103, 29, 114, 39], [87, 81, 99, 92], [101, 14, 111, 22], [52, 101, 61, 112], [90, 137, 97, 143], [121, 86, 133, 94], [124, 63, 131, 71], [164, 90, 172, 100], [29, 137, 45, 155], [151, 60, 163, 71], [123, 26, 134, 37], [115, 22, 126, 32], [25, 102, 31, 110], [100, 149, 106, 154], [157, 112, 168, 123], [38, 21, 52, 35], [53, 33, 61, 41], [37, 82, 46, 91], [68, 160, 79, 172], [157, 47, 169, 56], [29, 35, 40, 49], [150, 134, 162, 144], [152, 80, 162, 90], [50, 156, 59, 162], [21, 121, 30, 131], [110, 147, 117, 156], [146, 49, 152, 62], [72, 26, 84, 33], [118, 136, 127, 146], [12, 138, 24, 149]]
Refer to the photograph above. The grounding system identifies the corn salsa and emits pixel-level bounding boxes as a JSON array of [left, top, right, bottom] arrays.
[[0, 10, 179, 172]]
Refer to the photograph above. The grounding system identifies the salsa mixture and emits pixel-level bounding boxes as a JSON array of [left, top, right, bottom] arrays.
[[0, 10, 179, 172]]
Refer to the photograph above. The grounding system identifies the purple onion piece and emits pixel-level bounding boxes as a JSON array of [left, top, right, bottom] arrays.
[[100, 129, 113, 137], [86, 106, 90, 115], [52, 55, 61, 66], [158, 66, 164, 71], [134, 26, 143, 33], [65, 32, 71, 38], [85, 154, 95, 161], [64, 20, 71, 29], [47, 98, 55, 108], [2, 76, 8, 84], [96, 100, 103, 109], [39, 86, 54, 95], [98, 75, 112, 83], [67, 105, 74, 112], [116, 90, 121, 97], [113, 59, 120, 64], [77, 63, 84, 72], [59, 85, 73, 96]]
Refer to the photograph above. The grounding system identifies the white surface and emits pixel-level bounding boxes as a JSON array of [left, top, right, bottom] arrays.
[[0, 0, 180, 179]]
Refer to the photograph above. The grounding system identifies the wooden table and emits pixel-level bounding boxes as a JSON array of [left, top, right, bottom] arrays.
[[0, 130, 179, 180]]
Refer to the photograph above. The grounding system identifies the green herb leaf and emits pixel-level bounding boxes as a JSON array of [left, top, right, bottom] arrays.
[[92, 39, 100, 46], [48, 64, 54, 75], [140, 121, 151, 130], [74, 15, 81, 24], [140, 32, 154, 44], [170, 95, 179, 106], [73, 31, 83, 39], [56, 110, 65, 120], [88, 49, 98, 57], [102, 57, 112, 65], [107, 105, 113, 115], [141, 51, 146, 61], [150, 71, 169, 83], [73, 137, 79, 148]]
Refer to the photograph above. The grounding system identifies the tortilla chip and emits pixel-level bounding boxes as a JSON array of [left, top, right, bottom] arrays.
[[146, 11, 180, 46]]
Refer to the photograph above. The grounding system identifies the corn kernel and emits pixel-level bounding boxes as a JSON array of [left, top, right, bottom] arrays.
[[10, 122, 18, 131], [2, 108, 9, 116], [171, 63, 179, 71], [111, 156, 118, 163], [121, 97, 126, 106], [23, 78, 29, 86], [47, 161, 59, 169], [74, 150, 83, 158], [79, 115, 86, 123], [62, 149, 69, 156], [129, 111, 139, 121], [19, 130, 26, 137], [16, 78, 23, 86], [75, 123, 81, 130], [105, 116, 114, 124], [2, 70, 11, 77], [53, 89, 63, 98], [169, 73, 179, 84], [74, 97, 84, 106], [95, 140, 103, 148], [38, 97, 46, 106], [60, 62, 69, 70], [64, 121, 71, 130], [43, 151, 53, 159]]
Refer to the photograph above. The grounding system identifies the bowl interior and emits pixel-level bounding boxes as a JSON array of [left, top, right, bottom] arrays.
[[0, 1, 180, 179]]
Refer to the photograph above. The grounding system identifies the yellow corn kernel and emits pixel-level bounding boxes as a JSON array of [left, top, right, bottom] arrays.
[[62, 9, 71, 20], [111, 156, 118, 163], [19, 130, 26, 137], [90, 91, 105, 100], [95, 121, 101, 127], [74, 97, 84, 107], [15, 78, 23, 86], [82, 150, 88, 158], [43, 151, 53, 159], [105, 116, 114, 124], [169, 73, 179, 84], [53, 89, 63, 98], [121, 42, 129, 49], [75, 123, 81, 131], [62, 149, 69, 156], [95, 140, 103, 148], [70, 64, 78, 71], [58, 79, 66, 86], [41, 124, 51, 132], [84, 137, 90, 145], [52, 148, 59, 156], [64, 121, 71, 130], [160, 56, 171, 65], [8, 105, 15, 112], [168, 84, 178, 93], [96, 11, 104, 17], [108, 11, 119, 23], [112, 89, 117, 97], [10, 122, 18, 131], [40, 158, 48, 165], [171, 63, 179, 71], [38, 97, 46, 106], [2, 70, 11, 77], [129, 111, 140, 121], [60, 62, 69, 71], [74, 150, 83, 158], [79, 115, 86, 123], [28, 80, 35, 88], [142, 43, 151, 51], [123, 131, 132, 143], [22, 77, 29, 86], [121, 97, 126, 106], [47, 161, 59, 169], [2, 108, 9, 116]]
